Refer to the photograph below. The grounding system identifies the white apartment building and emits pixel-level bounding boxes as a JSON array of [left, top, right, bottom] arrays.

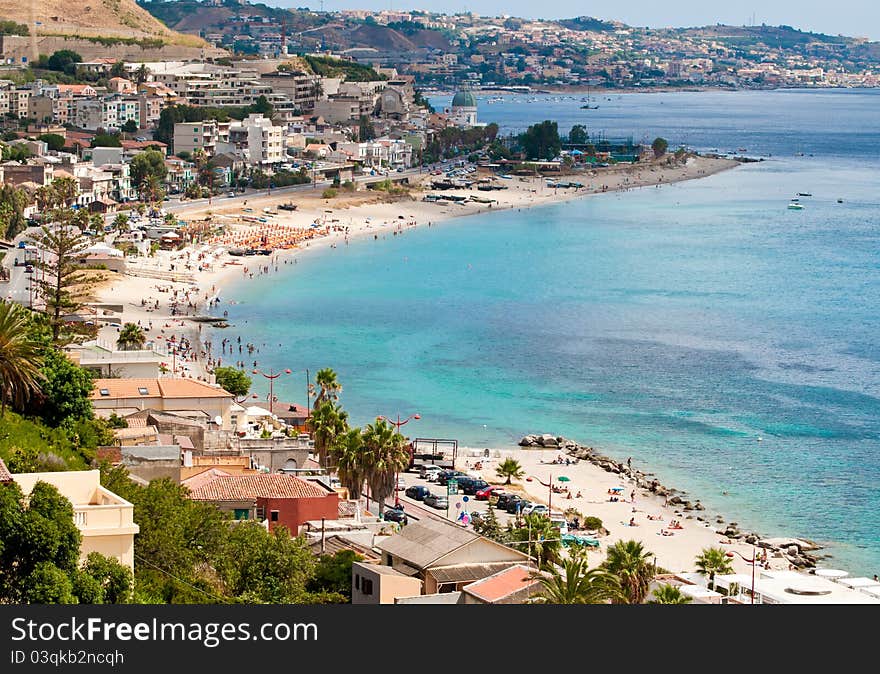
[[173, 120, 222, 157], [226, 114, 284, 166]]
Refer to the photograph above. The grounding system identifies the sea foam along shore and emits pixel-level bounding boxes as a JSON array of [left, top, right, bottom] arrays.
[[95, 153, 739, 375], [460, 438, 826, 578]]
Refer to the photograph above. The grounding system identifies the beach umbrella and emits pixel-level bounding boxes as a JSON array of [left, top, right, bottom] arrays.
[[557, 476, 571, 482]]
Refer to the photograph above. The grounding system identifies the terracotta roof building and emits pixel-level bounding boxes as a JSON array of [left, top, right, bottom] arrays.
[[188, 473, 339, 534], [460, 564, 541, 604], [91, 378, 235, 429]]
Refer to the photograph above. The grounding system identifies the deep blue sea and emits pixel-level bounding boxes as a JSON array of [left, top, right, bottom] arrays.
[[215, 90, 880, 575]]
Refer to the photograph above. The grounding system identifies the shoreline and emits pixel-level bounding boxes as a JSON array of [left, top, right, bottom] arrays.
[[458, 439, 827, 577], [86, 154, 854, 577], [95, 155, 740, 381]]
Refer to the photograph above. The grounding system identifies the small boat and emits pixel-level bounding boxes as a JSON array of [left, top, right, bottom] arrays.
[[278, 202, 297, 211], [837, 198, 844, 203], [797, 192, 812, 197], [787, 202, 804, 210]]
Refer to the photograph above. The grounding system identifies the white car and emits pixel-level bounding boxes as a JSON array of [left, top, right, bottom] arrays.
[[420, 465, 443, 480], [522, 504, 550, 517]]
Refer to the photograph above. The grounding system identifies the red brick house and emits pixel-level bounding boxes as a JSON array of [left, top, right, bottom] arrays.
[[187, 473, 338, 534]]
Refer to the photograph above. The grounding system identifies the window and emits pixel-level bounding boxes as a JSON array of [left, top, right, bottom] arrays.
[[362, 578, 373, 596], [99, 388, 110, 397], [138, 387, 149, 395], [233, 509, 250, 521], [355, 574, 360, 590], [270, 510, 279, 522]]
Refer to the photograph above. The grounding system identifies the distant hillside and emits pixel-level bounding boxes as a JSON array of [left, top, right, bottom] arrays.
[[680, 24, 851, 47], [0, 0, 206, 46]]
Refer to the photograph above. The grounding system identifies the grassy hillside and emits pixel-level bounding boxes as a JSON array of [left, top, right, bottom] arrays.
[[0, 0, 206, 47]]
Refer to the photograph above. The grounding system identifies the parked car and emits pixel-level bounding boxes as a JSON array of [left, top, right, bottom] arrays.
[[419, 464, 443, 480], [436, 470, 467, 486], [462, 479, 488, 495], [522, 504, 549, 517], [24, 264, 33, 274], [504, 496, 527, 514], [495, 493, 518, 510], [424, 493, 448, 509], [382, 507, 407, 524], [475, 485, 504, 501], [405, 485, 431, 501]]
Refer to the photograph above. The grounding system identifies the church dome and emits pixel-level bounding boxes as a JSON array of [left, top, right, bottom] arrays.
[[451, 90, 476, 108]]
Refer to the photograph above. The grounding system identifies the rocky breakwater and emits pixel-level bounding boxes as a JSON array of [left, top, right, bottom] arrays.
[[518, 433, 824, 569]]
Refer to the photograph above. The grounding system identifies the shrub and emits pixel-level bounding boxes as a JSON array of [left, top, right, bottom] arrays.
[[321, 188, 338, 199], [583, 516, 603, 531]]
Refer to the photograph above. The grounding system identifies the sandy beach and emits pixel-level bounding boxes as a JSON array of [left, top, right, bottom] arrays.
[[461, 446, 776, 576]]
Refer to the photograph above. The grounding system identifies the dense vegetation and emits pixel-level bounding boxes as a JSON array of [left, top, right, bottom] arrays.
[[303, 55, 386, 82]]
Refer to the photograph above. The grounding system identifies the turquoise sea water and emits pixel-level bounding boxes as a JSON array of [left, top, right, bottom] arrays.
[[214, 90, 880, 575]]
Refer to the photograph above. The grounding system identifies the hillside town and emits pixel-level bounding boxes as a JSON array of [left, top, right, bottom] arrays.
[[1, 4, 880, 610], [136, 3, 880, 89]]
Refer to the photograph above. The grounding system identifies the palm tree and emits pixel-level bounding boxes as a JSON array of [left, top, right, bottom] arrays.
[[534, 551, 622, 604], [361, 418, 408, 514], [0, 301, 44, 415], [649, 584, 692, 604], [602, 539, 656, 604], [116, 322, 146, 351], [496, 457, 525, 485], [508, 513, 563, 567], [694, 547, 734, 590], [331, 427, 367, 500], [309, 367, 342, 409], [309, 400, 348, 469]]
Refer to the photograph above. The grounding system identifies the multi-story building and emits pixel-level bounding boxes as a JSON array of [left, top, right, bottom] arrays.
[[225, 113, 284, 166], [8, 88, 29, 119], [173, 120, 221, 157], [6, 462, 139, 573], [260, 70, 319, 112]]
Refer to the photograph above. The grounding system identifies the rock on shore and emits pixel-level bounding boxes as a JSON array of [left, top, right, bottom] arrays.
[[518, 431, 823, 568]]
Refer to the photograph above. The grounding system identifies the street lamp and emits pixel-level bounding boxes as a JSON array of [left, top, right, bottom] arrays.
[[376, 413, 420, 507], [252, 367, 292, 416], [726, 547, 758, 604]]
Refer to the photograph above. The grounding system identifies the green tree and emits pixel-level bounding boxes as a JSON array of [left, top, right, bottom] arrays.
[[38, 133, 66, 152], [91, 133, 122, 148], [77, 552, 133, 604], [495, 457, 525, 485], [694, 546, 734, 590], [215, 523, 316, 603], [116, 322, 146, 351], [37, 349, 94, 425], [46, 50, 82, 74], [649, 583, 692, 604], [534, 550, 621, 604], [361, 418, 408, 514], [568, 124, 588, 145], [0, 183, 30, 239], [358, 115, 376, 141], [29, 214, 96, 342], [308, 549, 360, 599], [112, 212, 129, 231], [507, 513, 562, 567], [652, 137, 669, 158], [472, 502, 504, 541], [0, 480, 81, 603], [601, 539, 656, 604], [130, 478, 228, 603], [0, 301, 44, 415], [310, 368, 342, 409], [309, 400, 348, 470], [519, 120, 561, 160], [331, 427, 366, 500], [121, 119, 138, 135], [213, 366, 251, 397]]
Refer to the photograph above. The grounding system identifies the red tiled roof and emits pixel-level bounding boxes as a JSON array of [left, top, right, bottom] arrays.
[[188, 474, 331, 501], [96, 447, 123, 464], [0, 458, 12, 482], [462, 565, 539, 603], [182, 468, 233, 492], [91, 378, 232, 400]]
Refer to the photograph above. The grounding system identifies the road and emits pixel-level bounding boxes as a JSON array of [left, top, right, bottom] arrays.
[[161, 167, 427, 215]]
